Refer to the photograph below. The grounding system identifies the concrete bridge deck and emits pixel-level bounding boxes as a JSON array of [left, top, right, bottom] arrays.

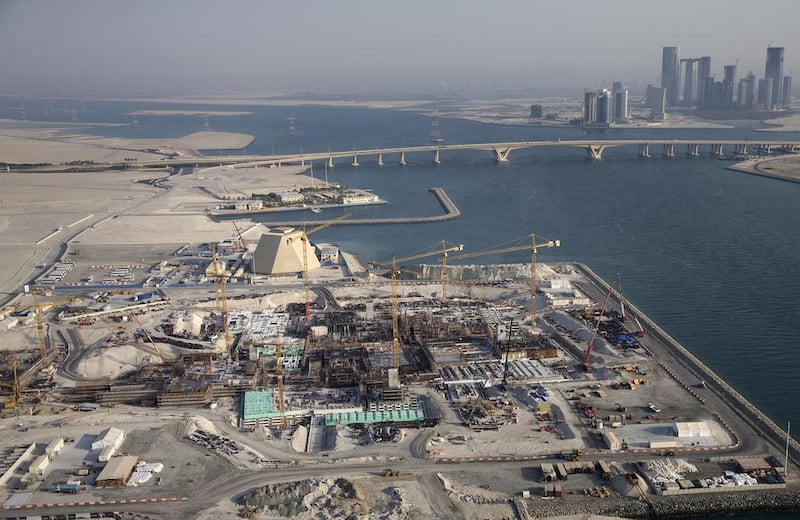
[[138, 139, 800, 169]]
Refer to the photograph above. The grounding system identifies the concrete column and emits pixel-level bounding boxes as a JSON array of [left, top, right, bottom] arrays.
[[711, 144, 723, 157], [662, 143, 675, 157], [399, 151, 406, 166], [493, 147, 511, 162], [326, 156, 335, 168], [433, 149, 441, 165], [687, 143, 699, 157], [377, 153, 384, 167], [638, 143, 651, 158], [351, 154, 359, 167], [584, 145, 605, 159]]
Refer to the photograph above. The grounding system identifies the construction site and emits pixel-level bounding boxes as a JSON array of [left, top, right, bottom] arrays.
[[0, 206, 797, 518]]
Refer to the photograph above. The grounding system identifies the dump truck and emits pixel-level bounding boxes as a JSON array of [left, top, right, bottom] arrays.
[[560, 449, 583, 461]]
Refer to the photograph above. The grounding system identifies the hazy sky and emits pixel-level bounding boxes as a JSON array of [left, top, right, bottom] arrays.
[[2, 0, 799, 96]]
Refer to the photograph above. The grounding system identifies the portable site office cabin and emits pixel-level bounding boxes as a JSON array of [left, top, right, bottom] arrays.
[[91, 427, 125, 451], [45, 437, 64, 457]]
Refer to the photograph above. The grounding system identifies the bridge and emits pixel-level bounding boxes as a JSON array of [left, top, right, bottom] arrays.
[[143, 139, 800, 169]]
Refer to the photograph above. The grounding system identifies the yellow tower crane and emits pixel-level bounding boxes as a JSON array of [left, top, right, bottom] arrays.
[[369, 242, 464, 370], [447, 233, 560, 334], [1, 359, 20, 409]]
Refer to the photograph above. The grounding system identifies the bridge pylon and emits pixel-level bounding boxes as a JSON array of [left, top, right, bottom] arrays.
[[377, 153, 384, 167], [687, 143, 700, 157], [584, 145, 605, 160], [638, 143, 650, 158], [493, 147, 512, 162], [433, 149, 441, 165], [352, 154, 359, 167], [327, 156, 335, 169], [662, 143, 675, 158], [711, 144, 724, 157], [399, 151, 406, 166]]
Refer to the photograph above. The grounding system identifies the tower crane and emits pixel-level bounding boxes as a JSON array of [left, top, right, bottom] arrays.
[[291, 213, 350, 330], [369, 242, 464, 370], [274, 335, 287, 429], [209, 248, 232, 354], [0, 359, 20, 409], [129, 313, 169, 365], [447, 233, 560, 334]]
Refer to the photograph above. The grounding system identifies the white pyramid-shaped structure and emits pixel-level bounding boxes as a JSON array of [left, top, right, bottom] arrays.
[[251, 227, 321, 275]]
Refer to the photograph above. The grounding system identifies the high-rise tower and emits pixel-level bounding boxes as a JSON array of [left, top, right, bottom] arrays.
[[661, 47, 680, 106], [765, 47, 785, 108]]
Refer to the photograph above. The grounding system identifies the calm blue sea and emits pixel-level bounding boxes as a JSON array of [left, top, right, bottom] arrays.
[[3, 97, 798, 519]]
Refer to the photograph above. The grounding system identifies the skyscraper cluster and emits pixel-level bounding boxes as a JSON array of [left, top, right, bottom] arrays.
[[654, 45, 791, 114], [582, 83, 629, 127]]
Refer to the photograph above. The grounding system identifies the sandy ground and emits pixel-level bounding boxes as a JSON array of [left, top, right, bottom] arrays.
[[756, 113, 800, 132], [0, 121, 254, 164], [128, 110, 252, 117], [727, 154, 800, 182]]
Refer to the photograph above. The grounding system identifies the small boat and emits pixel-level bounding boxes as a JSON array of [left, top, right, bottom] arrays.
[[309, 207, 321, 214]]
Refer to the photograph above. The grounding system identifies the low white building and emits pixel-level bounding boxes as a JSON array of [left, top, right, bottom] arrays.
[[45, 437, 64, 457], [98, 444, 117, 462], [338, 193, 379, 205], [92, 427, 125, 451], [29, 455, 49, 476], [672, 421, 711, 438], [276, 191, 305, 204]]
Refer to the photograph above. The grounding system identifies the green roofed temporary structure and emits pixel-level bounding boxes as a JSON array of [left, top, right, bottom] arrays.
[[324, 409, 424, 427], [242, 390, 274, 421]]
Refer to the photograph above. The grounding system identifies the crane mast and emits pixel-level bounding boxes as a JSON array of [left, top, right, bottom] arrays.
[[448, 233, 560, 334], [371, 242, 463, 370]]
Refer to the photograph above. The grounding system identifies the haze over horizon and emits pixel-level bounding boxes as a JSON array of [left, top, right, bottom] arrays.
[[1, 0, 800, 98]]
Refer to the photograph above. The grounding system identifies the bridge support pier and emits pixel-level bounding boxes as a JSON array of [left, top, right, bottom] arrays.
[[327, 156, 335, 168], [638, 143, 650, 158], [584, 145, 605, 160], [687, 143, 700, 157], [493, 147, 512, 162], [711, 144, 724, 157], [351, 154, 359, 167], [433, 149, 441, 165], [735, 144, 748, 156], [399, 151, 406, 166], [662, 143, 675, 158], [377, 153, 384, 167]]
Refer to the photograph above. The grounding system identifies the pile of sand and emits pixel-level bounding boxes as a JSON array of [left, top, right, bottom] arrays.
[[185, 415, 219, 437], [73, 342, 179, 379]]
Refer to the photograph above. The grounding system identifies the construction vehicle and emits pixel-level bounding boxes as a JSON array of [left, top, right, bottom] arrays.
[[582, 282, 614, 372], [232, 221, 249, 252], [369, 242, 463, 370], [447, 233, 560, 334], [129, 314, 169, 364], [380, 468, 400, 477], [663, 448, 679, 457], [560, 448, 583, 461]]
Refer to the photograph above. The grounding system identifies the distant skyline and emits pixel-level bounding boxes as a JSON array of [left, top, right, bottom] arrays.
[[1, 0, 799, 97]]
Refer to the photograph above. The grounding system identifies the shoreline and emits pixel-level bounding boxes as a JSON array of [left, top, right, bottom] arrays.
[[725, 155, 800, 184], [211, 187, 461, 225], [575, 262, 799, 465]]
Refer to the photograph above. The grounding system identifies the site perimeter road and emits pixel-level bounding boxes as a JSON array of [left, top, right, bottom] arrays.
[[573, 263, 799, 467]]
